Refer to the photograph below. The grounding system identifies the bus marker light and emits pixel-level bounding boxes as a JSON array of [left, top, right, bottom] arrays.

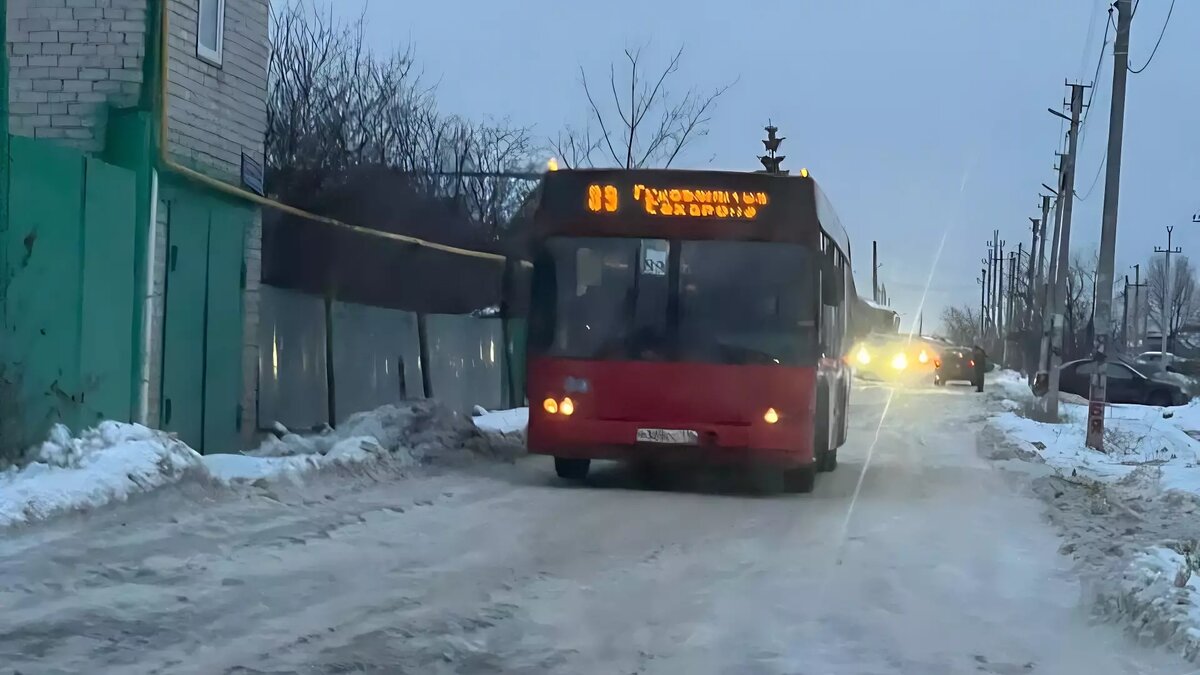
[[763, 408, 780, 424], [559, 397, 575, 416], [543, 398, 558, 414]]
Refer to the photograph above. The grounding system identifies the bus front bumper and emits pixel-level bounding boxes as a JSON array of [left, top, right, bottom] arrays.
[[528, 418, 814, 468]]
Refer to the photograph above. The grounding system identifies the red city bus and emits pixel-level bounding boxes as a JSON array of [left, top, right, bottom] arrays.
[[523, 168, 855, 492]]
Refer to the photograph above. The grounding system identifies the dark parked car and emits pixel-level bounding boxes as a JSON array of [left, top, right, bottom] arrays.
[[1057, 359, 1189, 406], [934, 346, 976, 386]]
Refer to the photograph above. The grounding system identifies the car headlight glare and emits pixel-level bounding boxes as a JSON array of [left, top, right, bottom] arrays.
[[891, 352, 908, 370]]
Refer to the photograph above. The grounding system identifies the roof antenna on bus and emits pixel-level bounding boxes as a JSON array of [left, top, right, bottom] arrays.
[[759, 121, 787, 175]]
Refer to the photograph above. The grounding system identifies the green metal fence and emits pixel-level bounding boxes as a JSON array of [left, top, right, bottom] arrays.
[[158, 178, 251, 453], [1, 136, 138, 453]]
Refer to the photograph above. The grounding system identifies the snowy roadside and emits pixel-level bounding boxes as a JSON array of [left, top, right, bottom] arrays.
[[0, 400, 526, 530], [979, 370, 1200, 662]]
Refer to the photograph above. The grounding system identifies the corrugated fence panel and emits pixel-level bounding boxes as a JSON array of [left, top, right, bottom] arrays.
[[3, 137, 86, 446], [425, 314, 505, 414], [257, 285, 329, 431], [330, 301, 422, 422], [506, 318, 527, 407], [203, 200, 249, 453], [1, 138, 141, 452], [79, 156, 138, 428], [159, 196, 209, 449]]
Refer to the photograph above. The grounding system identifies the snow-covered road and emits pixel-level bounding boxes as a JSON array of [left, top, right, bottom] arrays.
[[0, 383, 1189, 674]]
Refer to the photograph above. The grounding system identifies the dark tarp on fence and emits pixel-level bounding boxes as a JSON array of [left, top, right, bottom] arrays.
[[262, 167, 532, 316]]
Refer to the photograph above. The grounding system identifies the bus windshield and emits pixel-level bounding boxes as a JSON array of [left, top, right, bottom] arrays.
[[529, 236, 818, 365]]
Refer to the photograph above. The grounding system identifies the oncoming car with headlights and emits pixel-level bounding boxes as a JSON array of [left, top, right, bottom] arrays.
[[850, 334, 942, 383]]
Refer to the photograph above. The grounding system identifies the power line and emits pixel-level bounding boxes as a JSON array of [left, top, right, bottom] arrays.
[[1076, 151, 1107, 201], [1073, 5, 1116, 199], [1128, 0, 1175, 73], [1083, 8, 1113, 126], [1078, 0, 1105, 78]]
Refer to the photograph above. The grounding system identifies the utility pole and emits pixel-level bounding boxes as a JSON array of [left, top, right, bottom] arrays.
[[1026, 219, 1039, 324], [1037, 180, 1064, 379], [978, 268, 988, 339], [1122, 275, 1130, 351], [1130, 263, 1143, 349], [988, 233, 1006, 347], [1085, 0, 1132, 451], [1041, 83, 1086, 421], [872, 241, 879, 303], [979, 252, 988, 333], [1154, 226, 1182, 357], [1036, 195, 1051, 299], [998, 239, 1006, 347], [1005, 251, 1017, 366], [1014, 244, 1024, 329]]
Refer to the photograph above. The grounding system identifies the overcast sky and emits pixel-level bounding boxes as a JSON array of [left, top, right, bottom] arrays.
[[314, 0, 1198, 333]]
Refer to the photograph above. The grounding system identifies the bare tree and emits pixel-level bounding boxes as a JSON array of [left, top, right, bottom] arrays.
[[940, 305, 981, 346], [1146, 254, 1200, 345], [1062, 253, 1100, 360], [459, 120, 537, 235], [552, 45, 735, 169], [266, 4, 537, 231], [550, 124, 600, 171]]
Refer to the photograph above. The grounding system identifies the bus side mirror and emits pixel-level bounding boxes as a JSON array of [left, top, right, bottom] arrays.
[[821, 261, 843, 305]]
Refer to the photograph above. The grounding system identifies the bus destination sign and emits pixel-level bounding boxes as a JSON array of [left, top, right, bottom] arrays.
[[586, 182, 769, 220]]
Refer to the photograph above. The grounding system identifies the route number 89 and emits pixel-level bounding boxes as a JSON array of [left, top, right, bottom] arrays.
[[587, 184, 618, 213]]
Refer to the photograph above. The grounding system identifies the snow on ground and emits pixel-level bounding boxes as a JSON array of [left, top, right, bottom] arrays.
[[0, 382, 1189, 674], [986, 394, 1200, 494], [980, 371, 1200, 662], [1104, 545, 1200, 661], [0, 422, 204, 530], [0, 400, 521, 530], [471, 406, 528, 435]]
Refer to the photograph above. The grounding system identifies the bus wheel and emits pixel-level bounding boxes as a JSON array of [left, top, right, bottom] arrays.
[[821, 448, 838, 472], [815, 388, 832, 472], [554, 457, 590, 480], [783, 466, 816, 493]]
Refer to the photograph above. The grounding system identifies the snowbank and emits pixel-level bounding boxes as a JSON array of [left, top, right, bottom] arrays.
[[981, 382, 1200, 661], [986, 402, 1200, 494], [472, 407, 528, 435], [1098, 545, 1200, 661], [0, 400, 519, 530], [0, 422, 204, 529], [990, 369, 1033, 406]]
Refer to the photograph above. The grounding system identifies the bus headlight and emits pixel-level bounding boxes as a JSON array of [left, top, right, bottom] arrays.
[[559, 397, 575, 416], [918, 349, 929, 364], [891, 352, 908, 370], [763, 407, 780, 424], [855, 345, 871, 365], [543, 398, 558, 414]]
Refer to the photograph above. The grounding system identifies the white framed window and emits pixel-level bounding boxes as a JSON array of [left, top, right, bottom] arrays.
[[196, 0, 226, 66]]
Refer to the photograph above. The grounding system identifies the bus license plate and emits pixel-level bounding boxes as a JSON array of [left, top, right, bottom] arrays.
[[636, 428, 699, 445]]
